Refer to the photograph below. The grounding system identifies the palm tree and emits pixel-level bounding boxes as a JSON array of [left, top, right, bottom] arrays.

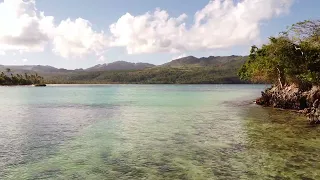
[[24, 73, 29, 80], [0, 71, 44, 86]]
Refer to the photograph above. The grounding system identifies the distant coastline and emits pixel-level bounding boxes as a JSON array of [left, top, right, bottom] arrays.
[[1, 55, 248, 85], [0, 69, 45, 86]]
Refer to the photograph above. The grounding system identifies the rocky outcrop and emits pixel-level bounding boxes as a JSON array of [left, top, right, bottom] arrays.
[[256, 85, 320, 124], [309, 99, 320, 124]]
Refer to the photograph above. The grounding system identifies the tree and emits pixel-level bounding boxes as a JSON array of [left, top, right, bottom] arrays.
[[285, 20, 320, 43], [0, 72, 44, 86], [239, 19, 320, 87]]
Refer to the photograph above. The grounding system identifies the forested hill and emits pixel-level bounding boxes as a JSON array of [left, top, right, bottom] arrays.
[[0, 61, 155, 73], [86, 61, 155, 71], [0, 55, 248, 84], [164, 55, 247, 68]]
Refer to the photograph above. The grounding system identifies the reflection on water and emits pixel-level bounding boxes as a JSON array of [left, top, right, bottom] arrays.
[[0, 85, 319, 180]]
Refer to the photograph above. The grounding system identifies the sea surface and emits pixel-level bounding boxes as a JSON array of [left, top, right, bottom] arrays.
[[0, 85, 319, 180]]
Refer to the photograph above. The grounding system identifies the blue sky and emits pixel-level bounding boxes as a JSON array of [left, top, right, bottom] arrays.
[[0, 0, 319, 69]]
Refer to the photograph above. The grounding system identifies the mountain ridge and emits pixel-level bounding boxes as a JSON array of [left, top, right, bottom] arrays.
[[0, 55, 247, 72], [0, 55, 248, 84], [86, 61, 155, 71], [163, 55, 247, 67]]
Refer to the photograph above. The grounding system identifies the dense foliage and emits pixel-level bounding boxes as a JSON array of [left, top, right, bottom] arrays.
[[239, 20, 320, 88], [0, 69, 44, 85], [0, 56, 247, 84], [45, 66, 245, 84]]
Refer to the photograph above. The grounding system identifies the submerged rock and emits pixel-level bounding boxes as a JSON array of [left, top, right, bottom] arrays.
[[256, 85, 320, 124]]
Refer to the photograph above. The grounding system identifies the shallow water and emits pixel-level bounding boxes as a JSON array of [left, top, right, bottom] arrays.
[[0, 85, 319, 180]]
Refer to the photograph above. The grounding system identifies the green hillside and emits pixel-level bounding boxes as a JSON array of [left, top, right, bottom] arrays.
[[1, 55, 248, 84], [45, 56, 247, 84]]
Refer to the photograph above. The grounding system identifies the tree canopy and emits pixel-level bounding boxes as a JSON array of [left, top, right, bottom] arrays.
[[239, 20, 320, 88], [45, 66, 245, 84], [0, 71, 44, 86]]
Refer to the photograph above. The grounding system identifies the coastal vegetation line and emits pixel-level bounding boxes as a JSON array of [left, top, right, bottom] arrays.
[[239, 19, 320, 124]]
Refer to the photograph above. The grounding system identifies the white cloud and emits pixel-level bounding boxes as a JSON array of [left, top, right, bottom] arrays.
[[109, 9, 187, 54], [52, 18, 108, 58], [172, 53, 188, 60], [98, 55, 106, 62], [0, 0, 54, 52], [0, 0, 294, 59], [22, 58, 28, 62], [109, 0, 293, 54], [0, 0, 107, 59], [0, 51, 5, 55]]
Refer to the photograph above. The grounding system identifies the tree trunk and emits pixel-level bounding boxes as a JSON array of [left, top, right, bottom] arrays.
[[276, 67, 285, 89]]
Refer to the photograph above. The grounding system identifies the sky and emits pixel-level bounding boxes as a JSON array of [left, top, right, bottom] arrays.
[[0, 0, 319, 69]]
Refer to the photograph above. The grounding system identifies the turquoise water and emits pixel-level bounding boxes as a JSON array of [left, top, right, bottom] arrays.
[[0, 85, 320, 180]]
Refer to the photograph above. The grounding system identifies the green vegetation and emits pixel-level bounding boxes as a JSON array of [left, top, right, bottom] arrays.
[[239, 20, 320, 88], [0, 56, 247, 84], [44, 56, 247, 84], [46, 66, 244, 84], [0, 70, 44, 86]]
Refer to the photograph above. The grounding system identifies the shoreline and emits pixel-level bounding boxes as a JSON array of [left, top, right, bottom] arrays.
[[255, 85, 320, 124], [0, 84, 46, 87], [0, 83, 266, 86]]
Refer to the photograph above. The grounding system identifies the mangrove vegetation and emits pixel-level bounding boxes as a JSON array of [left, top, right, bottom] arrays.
[[239, 19, 320, 87], [238, 19, 320, 124]]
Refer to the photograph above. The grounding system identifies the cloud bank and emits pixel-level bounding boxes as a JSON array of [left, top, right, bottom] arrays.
[[0, 0, 294, 59], [0, 0, 107, 58], [110, 0, 293, 54], [53, 18, 106, 58], [0, 0, 53, 52]]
